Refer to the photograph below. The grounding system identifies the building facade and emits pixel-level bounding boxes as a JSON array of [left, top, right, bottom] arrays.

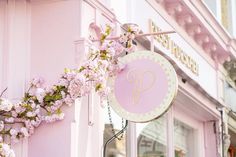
[[0, 0, 236, 157]]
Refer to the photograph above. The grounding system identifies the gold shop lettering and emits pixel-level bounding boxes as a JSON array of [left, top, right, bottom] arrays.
[[126, 69, 156, 105], [149, 20, 199, 75]]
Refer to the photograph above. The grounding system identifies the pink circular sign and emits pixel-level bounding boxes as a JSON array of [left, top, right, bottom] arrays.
[[109, 51, 178, 122]]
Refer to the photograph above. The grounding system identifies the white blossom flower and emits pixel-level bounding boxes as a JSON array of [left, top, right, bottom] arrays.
[[13, 103, 25, 113], [0, 98, 13, 112], [20, 127, 29, 137], [26, 111, 36, 117], [0, 143, 15, 157], [31, 77, 44, 88], [35, 88, 46, 103], [0, 121, 4, 132], [9, 129, 18, 136]]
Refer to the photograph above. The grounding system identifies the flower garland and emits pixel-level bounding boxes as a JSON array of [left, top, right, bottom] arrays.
[[0, 25, 139, 157]]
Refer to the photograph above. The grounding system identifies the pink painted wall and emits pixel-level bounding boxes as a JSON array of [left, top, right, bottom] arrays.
[[30, 0, 79, 83], [28, 1, 80, 157], [204, 121, 218, 157]]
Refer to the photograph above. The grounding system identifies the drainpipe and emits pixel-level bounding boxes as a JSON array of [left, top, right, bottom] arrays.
[[218, 108, 225, 157], [219, 108, 224, 157]]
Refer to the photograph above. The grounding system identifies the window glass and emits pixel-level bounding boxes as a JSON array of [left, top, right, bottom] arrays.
[[174, 120, 194, 157], [137, 116, 167, 157], [203, 0, 218, 17], [224, 82, 236, 111], [103, 105, 126, 157], [203, 0, 233, 33]]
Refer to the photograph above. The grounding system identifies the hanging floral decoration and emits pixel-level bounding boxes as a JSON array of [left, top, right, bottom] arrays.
[[0, 25, 139, 157]]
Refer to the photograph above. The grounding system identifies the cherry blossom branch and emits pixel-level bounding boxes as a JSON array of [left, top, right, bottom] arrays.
[[0, 24, 140, 157], [0, 88, 8, 98]]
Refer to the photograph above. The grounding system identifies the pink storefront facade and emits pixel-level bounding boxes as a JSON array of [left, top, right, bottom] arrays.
[[0, 0, 235, 157]]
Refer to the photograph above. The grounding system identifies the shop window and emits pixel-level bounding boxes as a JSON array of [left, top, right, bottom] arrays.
[[224, 81, 236, 111], [174, 120, 194, 157], [203, 0, 234, 34], [137, 116, 167, 157], [103, 110, 198, 157]]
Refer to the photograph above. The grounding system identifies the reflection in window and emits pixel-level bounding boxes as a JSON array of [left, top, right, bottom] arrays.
[[103, 106, 126, 157], [174, 120, 194, 157], [137, 116, 167, 157]]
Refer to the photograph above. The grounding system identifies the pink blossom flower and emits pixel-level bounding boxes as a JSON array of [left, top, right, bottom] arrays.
[[26, 111, 36, 117], [64, 95, 74, 106], [31, 77, 44, 88], [57, 78, 69, 87], [5, 117, 14, 123], [111, 42, 124, 55], [9, 129, 18, 137], [13, 103, 26, 113], [35, 88, 46, 103], [68, 74, 87, 99], [43, 113, 65, 123]]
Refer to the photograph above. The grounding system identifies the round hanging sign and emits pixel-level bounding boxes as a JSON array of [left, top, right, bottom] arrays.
[[108, 51, 178, 122]]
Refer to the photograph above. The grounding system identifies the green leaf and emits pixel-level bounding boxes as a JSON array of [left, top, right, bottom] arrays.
[[95, 84, 102, 91], [79, 66, 85, 72], [64, 68, 71, 73], [44, 95, 54, 103], [56, 109, 62, 114]]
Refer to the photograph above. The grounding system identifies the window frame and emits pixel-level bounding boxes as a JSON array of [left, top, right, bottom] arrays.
[[125, 105, 203, 157]]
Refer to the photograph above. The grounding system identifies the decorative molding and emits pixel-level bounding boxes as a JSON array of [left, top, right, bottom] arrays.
[[176, 13, 192, 26], [165, 1, 183, 15], [185, 24, 202, 36], [203, 42, 216, 54], [150, 0, 232, 64], [194, 34, 210, 45], [84, 0, 116, 22]]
